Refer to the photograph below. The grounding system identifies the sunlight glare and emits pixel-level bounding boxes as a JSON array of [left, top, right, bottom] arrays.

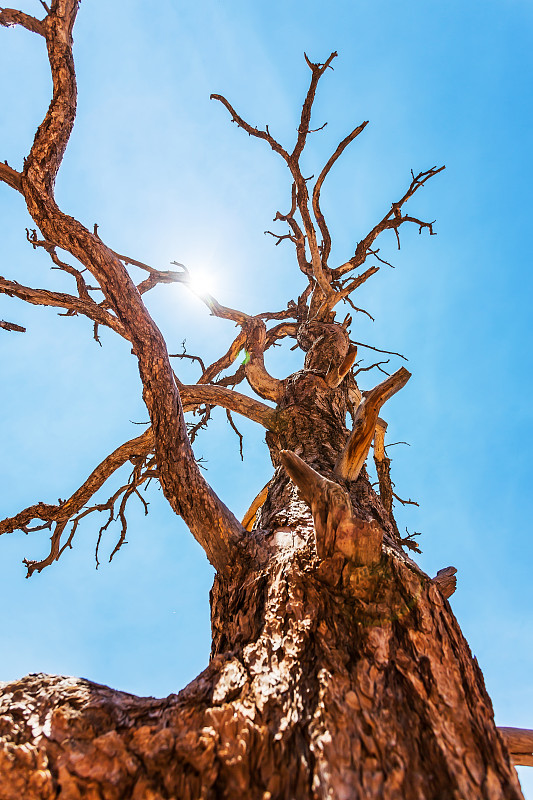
[[187, 267, 218, 299]]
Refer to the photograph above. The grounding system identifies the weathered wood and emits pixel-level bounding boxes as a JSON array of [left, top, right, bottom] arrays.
[[335, 367, 411, 482], [0, 7, 526, 798], [433, 565, 458, 599], [280, 448, 383, 566], [498, 728, 533, 767], [241, 481, 270, 531]]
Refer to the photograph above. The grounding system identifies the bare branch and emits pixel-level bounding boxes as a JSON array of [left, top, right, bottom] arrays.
[[181, 384, 278, 431], [292, 52, 337, 162], [210, 93, 290, 162], [0, 319, 25, 332], [169, 340, 206, 375], [0, 430, 154, 576], [312, 120, 368, 265], [333, 166, 445, 279], [393, 492, 419, 507], [498, 727, 533, 767], [199, 330, 247, 384], [12, 1, 248, 574], [350, 340, 408, 362], [0, 161, 23, 193], [265, 322, 298, 349], [226, 410, 244, 460], [335, 367, 411, 482], [0, 275, 128, 339], [0, 7, 45, 35], [354, 359, 390, 377], [242, 318, 283, 402], [399, 529, 422, 554]]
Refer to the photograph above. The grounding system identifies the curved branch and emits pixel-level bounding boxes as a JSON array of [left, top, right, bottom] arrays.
[[210, 94, 290, 163], [333, 166, 445, 279], [335, 367, 411, 482], [181, 384, 278, 430], [199, 330, 247, 384], [243, 319, 283, 403], [312, 120, 368, 266], [15, 2, 246, 574], [0, 430, 154, 576]]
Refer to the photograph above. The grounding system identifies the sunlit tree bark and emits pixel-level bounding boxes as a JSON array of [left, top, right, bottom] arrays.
[[0, 3, 529, 797]]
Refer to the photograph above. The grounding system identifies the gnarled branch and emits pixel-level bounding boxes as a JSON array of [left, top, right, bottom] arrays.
[[9, 0, 247, 575], [0, 430, 154, 576], [333, 166, 445, 280], [335, 367, 411, 482], [280, 450, 382, 566]]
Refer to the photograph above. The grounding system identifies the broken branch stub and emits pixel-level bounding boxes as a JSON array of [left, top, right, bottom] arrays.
[[279, 450, 382, 566], [432, 566, 458, 599], [335, 367, 411, 482]]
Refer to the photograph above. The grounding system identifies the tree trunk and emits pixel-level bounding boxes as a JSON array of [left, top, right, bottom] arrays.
[[0, 324, 523, 800]]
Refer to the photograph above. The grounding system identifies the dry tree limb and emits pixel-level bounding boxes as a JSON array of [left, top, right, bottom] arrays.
[[0, 430, 154, 576], [242, 319, 283, 403], [312, 120, 368, 267], [280, 450, 382, 566], [351, 340, 408, 362], [0, 275, 128, 339], [169, 341, 206, 375], [199, 330, 248, 384], [265, 322, 299, 349], [498, 728, 533, 767], [181, 384, 278, 429], [335, 367, 411, 482], [212, 56, 337, 301], [0, 0, 249, 574], [225, 410, 244, 460], [242, 481, 271, 531], [0, 161, 22, 192], [325, 343, 358, 388], [373, 418, 393, 517], [432, 566, 457, 599], [0, 319, 25, 332], [0, 7, 45, 35], [333, 166, 445, 280]]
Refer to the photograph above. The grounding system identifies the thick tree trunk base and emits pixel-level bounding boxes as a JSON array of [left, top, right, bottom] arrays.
[[0, 551, 523, 800]]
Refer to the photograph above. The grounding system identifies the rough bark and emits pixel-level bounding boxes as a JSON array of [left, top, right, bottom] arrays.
[[0, 326, 524, 799], [0, 8, 526, 798]]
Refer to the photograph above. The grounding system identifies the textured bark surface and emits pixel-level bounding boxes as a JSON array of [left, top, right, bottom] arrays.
[[0, 6, 526, 797], [0, 343, 524, 799]]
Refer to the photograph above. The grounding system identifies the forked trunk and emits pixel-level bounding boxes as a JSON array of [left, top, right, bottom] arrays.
[[0, 323, 523, 799]]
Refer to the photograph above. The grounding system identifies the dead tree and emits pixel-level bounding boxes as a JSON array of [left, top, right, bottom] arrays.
[[0, 4, 529, 798]]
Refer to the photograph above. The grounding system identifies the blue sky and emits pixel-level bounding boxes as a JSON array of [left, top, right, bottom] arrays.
[[1, 0, 532, 793]]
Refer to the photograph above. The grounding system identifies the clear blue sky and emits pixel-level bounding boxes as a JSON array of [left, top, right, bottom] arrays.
[[1, 0, 532, 793]]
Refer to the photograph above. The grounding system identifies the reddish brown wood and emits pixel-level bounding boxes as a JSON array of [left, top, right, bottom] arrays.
[[0, 5, 526, 798]]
